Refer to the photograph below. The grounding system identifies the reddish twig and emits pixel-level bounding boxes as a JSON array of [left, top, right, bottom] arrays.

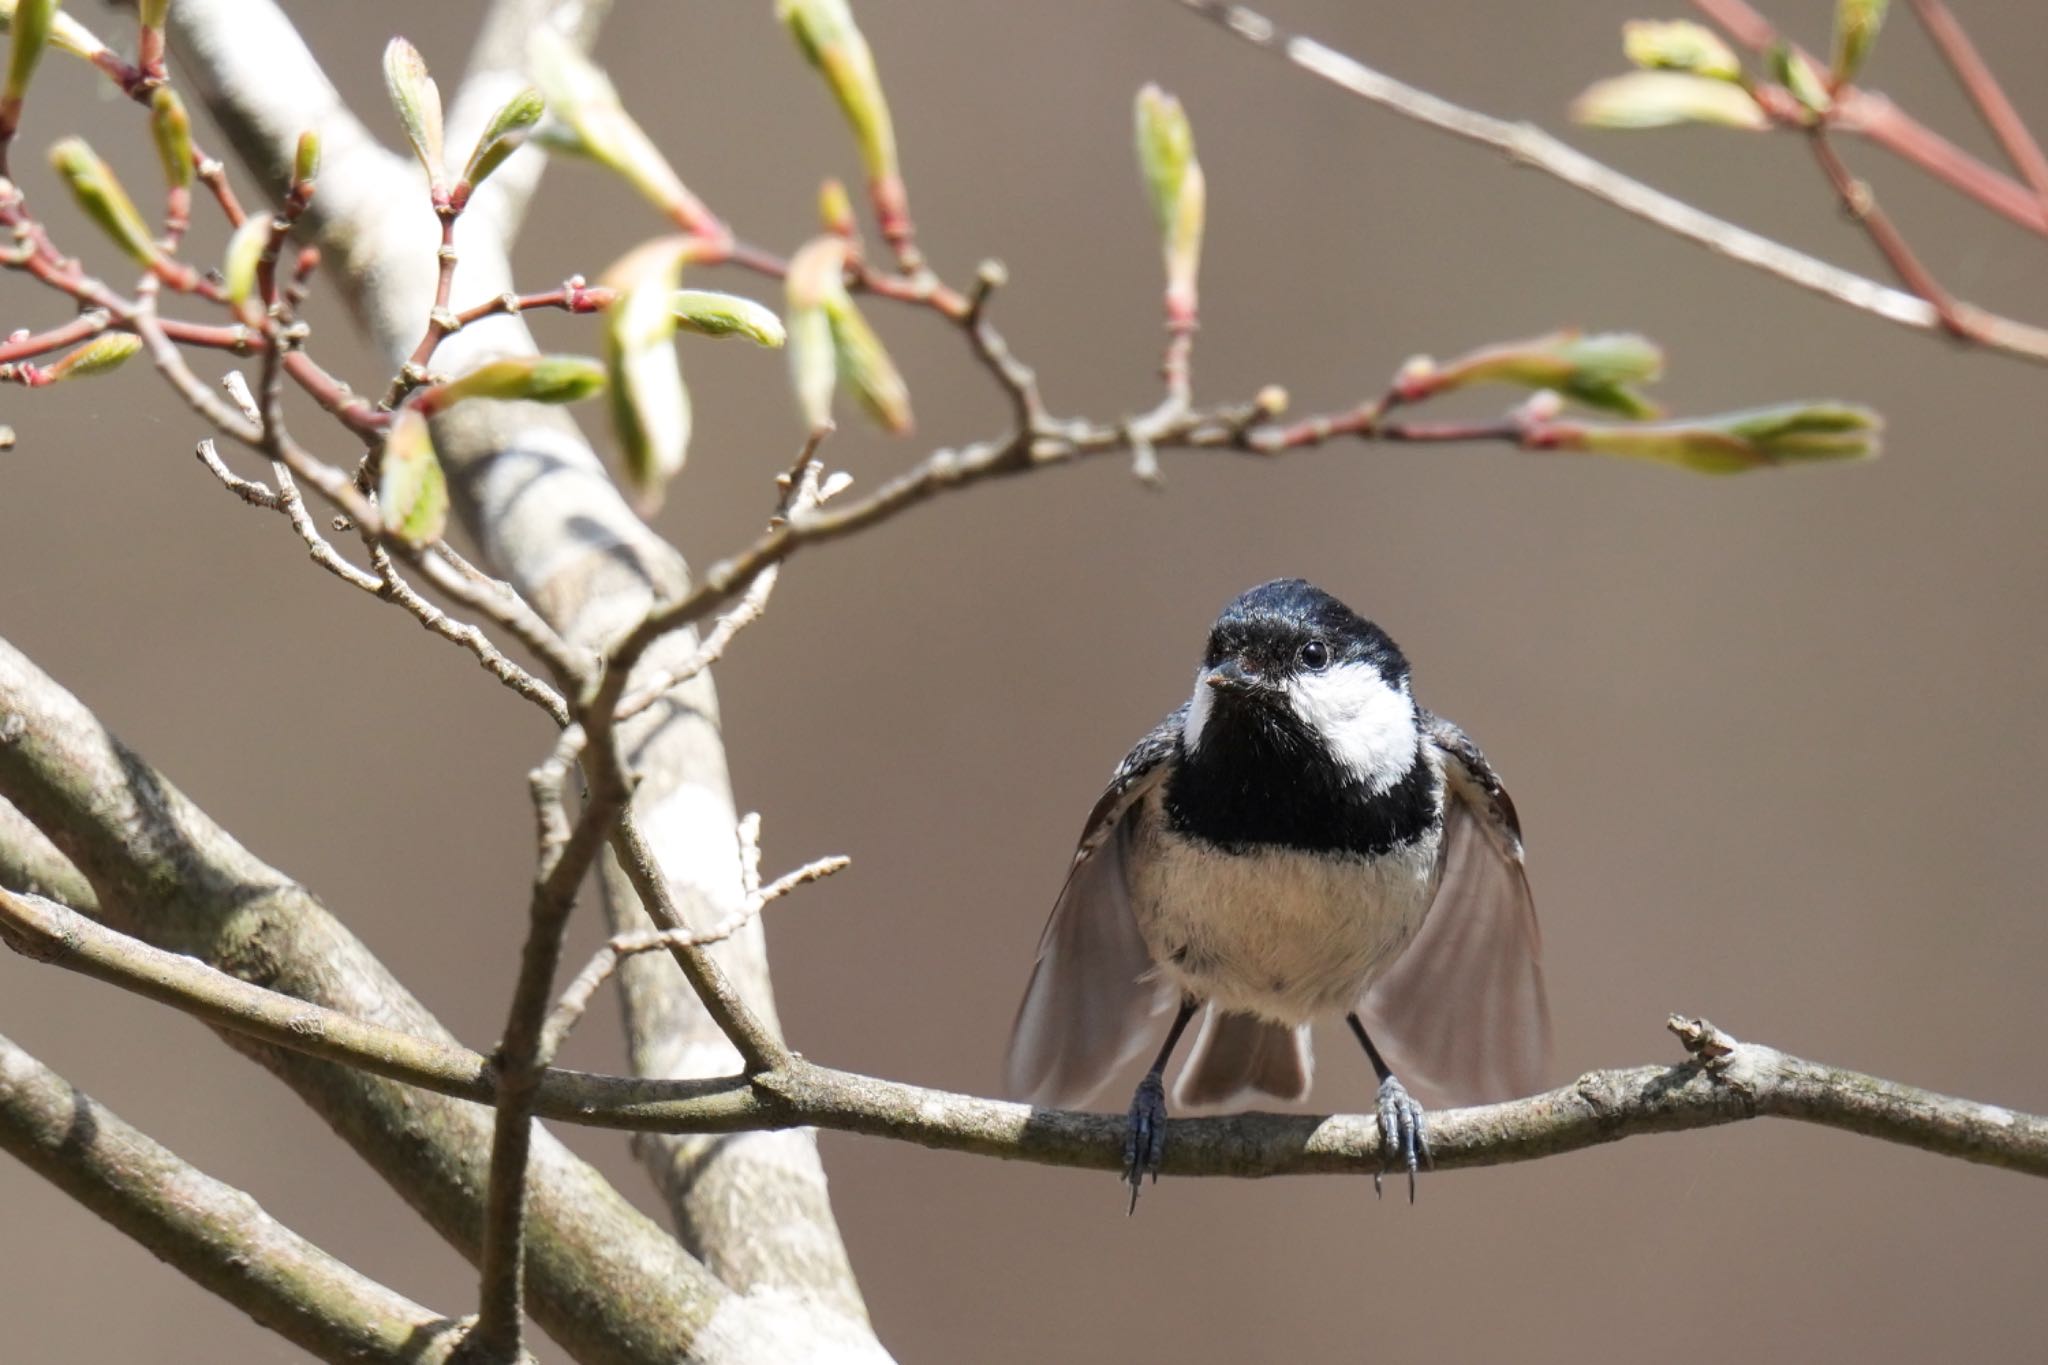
[[1691, 0, 2048, 235], [1904, 0, 2048, 215], [1807, 130, 1980, 341]]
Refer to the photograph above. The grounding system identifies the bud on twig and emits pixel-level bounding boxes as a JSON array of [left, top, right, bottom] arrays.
[[0, 0, 107, 67], [38, 332, 140, 382], [147, 87, 192, 191], [382, 37, 446, 198], [1, 0, 57, 144], [1134, 84, 1204, 327], [670, 290, 786, 348], [777, 0, 911, 257], [1831, 0, 1888, 87], [528, 27, 718, 237], [414, 355, 605, 415], [1398, 330, 1665, 418], [601, 236, 694, 510], [1768, 42, 1832, 118], [48, 137, 161, 269], [1622, 20, 1742, 81], [1571, 71, 1768, 130], [221, 213, 270, 320], [785, 235, 911, 434], [1550, 401, 1880, 473], [454, 86, 543, 211], [377, 407, 447, 547], [818, 177, 856, 238]]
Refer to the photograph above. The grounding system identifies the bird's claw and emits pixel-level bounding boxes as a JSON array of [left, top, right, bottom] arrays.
[[1373, 1075, 1430, 1203], [1123, 1073, 1169, 1213]]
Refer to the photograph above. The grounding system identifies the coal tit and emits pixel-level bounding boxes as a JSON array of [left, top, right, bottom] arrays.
[[1005, 579, 1550, 1205]]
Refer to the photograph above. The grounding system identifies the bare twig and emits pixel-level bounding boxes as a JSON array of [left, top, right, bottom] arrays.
[[1169, 0, 2048, 363], [541, 838, 846, 1056], [6, 891, 2045, 1183], [609, 813, 790, 1077], [1806, 131, 1978, 342]]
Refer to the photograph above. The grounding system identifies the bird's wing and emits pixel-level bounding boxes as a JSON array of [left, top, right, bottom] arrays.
[[1355, 711, 1551, 1107], [1004, 711, 1183, 1107]]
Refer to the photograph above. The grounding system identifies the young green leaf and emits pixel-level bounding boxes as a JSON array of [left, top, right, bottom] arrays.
[[527, 26, 715, 233], [382, 36, 446, 193], [221, 212, 272, 317], [48, 137, 161, 269], [147, 87, 193, 191], [1, 0, 56, 132], [1768, 42, 1831, 117], [670, 290, 786, 348], [1571, 71, 1768, 130], [455, 86, 543, 208], [293, 129, 320, 188], [0, 0, 108, 65], [1560, 401, 1880, 473], [1134, 84, 1204, 324], [601, 236, 694, 511], [377, 407, 447, 547], [1399, 329, 1665, 418], [416, 355, 605, 414], [1832, 0, 1888, 85], [777, 0, 904, 240], [41, 332, 141, 382], [1622, 20, 1741, 81], [784, 235, 910, 433]]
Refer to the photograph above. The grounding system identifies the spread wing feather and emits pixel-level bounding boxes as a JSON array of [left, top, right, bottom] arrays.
[[1355, 711, 1551, 1108], [1003, 712, 1183, 1107]]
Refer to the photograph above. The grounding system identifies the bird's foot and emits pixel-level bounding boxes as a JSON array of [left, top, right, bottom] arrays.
[[1374, 1075, 1430, 1203], [1122, 1072, 1169, 1214]]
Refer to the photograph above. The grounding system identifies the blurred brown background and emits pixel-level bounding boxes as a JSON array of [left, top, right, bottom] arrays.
[[5, 1, 2047, 1360]]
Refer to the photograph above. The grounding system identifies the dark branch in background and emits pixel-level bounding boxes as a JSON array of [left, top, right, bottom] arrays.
[[1169, 0, 2048, 364], [7, 889, 2047, 1183], [0, 1031, 531, 1365]]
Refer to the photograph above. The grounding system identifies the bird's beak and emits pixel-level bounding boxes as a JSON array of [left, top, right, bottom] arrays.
[[1202, 658, 1263, 693]]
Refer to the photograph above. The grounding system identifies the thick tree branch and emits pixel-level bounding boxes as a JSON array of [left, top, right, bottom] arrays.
[[0, 1032, 521, 1365], [0, 637, 752, 1365], [8, 889, 2045, 1182], [1169, 0, 2048, 364]]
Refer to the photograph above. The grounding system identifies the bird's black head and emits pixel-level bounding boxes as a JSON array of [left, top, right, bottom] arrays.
[[1199, 578, 1410, 689], [1168, 580, 1433, 855]]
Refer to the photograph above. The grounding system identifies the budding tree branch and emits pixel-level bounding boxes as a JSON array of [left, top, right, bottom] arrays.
[[1170, 0, 2048, 364]]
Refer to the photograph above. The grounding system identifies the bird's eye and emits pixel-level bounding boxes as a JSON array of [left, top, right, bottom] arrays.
[[1299, 639, 1330, 671]]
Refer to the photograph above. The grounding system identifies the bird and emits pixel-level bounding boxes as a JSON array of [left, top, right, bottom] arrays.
[[1004, 578, 1549, 1207]]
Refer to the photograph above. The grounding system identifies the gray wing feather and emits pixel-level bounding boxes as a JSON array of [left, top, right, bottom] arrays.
[[1172, 1008, 1313, 1110], [1003, 713, 1183, 1107], [1355, 711, 1551, 1107]]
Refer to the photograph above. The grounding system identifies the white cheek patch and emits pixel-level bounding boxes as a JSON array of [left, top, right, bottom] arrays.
[[1181, 668, 1214, 752], [1285, 662, 1419, 792]]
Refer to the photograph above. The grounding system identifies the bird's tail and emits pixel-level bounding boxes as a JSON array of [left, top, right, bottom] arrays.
[[1171, 1008, 1313, 1110]]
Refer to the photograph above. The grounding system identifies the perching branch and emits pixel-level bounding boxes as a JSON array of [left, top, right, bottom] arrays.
[[7, 888, 2046, 1183], [0, 1031, 527, 1365], [1169, 0, 2048, 364]]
